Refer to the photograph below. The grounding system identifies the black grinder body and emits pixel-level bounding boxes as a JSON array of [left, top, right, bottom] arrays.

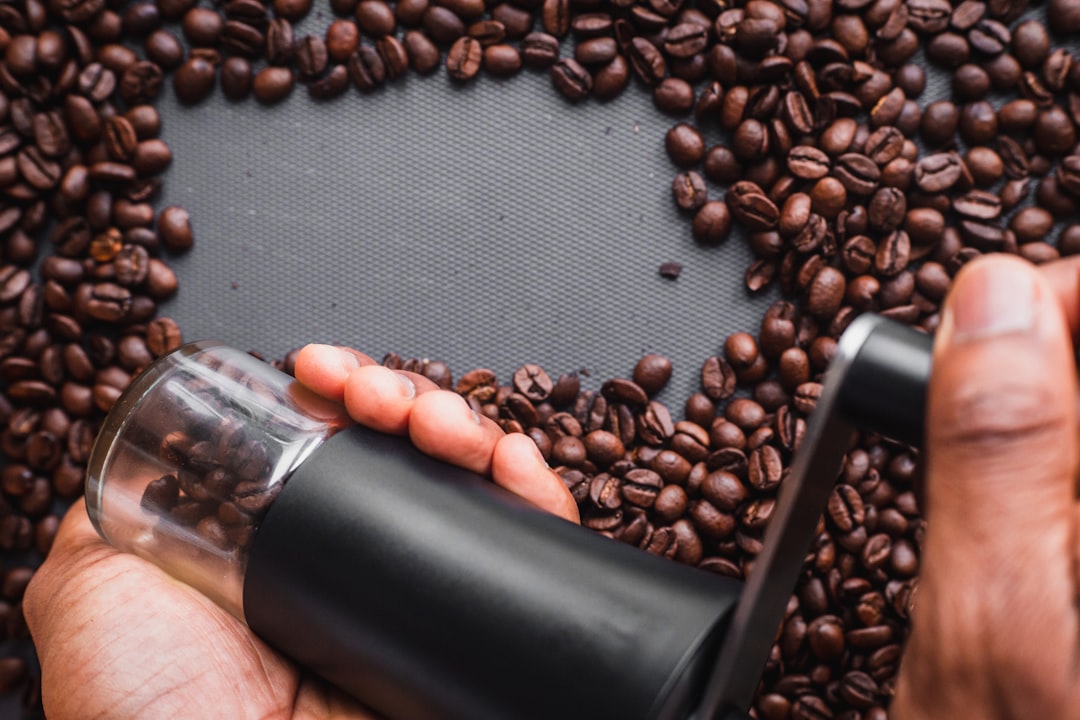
[[243, 426, 744, 720]]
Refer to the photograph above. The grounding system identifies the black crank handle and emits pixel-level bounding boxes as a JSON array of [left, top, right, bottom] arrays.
[[833, 314, 933, 449], [697, 314, 932, 719]]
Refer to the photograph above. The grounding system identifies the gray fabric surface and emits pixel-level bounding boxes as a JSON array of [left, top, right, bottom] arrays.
[[156, 64, 776, 408]]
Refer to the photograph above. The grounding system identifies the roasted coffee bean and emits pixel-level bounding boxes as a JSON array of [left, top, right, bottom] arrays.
[[1009, 206, 1054, 243], [521, 32, 559, 70], [550, 58, 591, 102], [422, 5, 464, 44], [575, 37, 616, 67], [347, 45, 386, 90], [146, 317, 183, 356], [654, 78, 695, 116], [915, 152, 962, 192], [666, 123, 705, 168], [483, 44, 520, 77], [665, 22, 708, 58], [808, 266, 846, 318], [833, 153, 880, 195], [747, 445, 782, 491], [960, 100, 999, 145], [601, 378, 649, 409], [699, 145, 743, 184], [252, 66, 294, 103], [404, 30, 440, 74], [326, 20, 360, 62], [952, 190, 1002, 220], [788, 145, 831, 179], [701, 355, 736, 400], [220, 57, 253, 100], [728, 188, 780, 231], [628, 37, 666, 85], [173, 57, 215, 105], [296, 35, 330, 79], [630, 354, 669, 395], [1034, 106, 1077, 156], [672, 171, 707, 211], [141, 473, 180, 514], [491, 4, 530, 39], [158, 205, 193, 251], [356, 0, 395, 36], [621, 468, 662, 507], [839, 671, 879, 709], [446, 36, 481, 81]]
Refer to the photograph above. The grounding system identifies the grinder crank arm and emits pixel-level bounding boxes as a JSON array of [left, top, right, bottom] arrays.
[[694, 314, 933, 719]]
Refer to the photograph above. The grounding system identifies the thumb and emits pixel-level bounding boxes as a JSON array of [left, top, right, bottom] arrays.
[[900, 255, 1079, 716], [925, 254, 1077, 573]]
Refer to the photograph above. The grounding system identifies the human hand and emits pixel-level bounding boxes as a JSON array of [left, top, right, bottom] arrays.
[[24, 344, 577, 719], [892, 255, 1080, 719]]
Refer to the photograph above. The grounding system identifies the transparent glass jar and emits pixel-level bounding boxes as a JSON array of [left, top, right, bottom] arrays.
[[85, 342, 350, 618]]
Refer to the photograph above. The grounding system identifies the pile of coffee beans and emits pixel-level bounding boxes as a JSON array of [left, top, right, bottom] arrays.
[[0, 0, 1077, 711]]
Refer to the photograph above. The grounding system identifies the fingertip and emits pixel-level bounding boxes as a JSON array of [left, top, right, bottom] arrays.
[[295, 345, 373, 402], [493, 433, 580, 524]]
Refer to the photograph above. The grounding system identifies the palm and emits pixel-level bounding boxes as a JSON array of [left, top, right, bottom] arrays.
[[30, 504, 372, 720]]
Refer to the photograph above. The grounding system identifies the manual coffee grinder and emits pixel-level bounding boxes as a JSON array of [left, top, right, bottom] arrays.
[[85, 313, 931, 720]]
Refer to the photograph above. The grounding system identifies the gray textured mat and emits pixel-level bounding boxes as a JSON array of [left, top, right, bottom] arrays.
[[156, 66, 774, 407]]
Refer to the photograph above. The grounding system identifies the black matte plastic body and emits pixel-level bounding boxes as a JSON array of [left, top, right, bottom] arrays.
[[243, 426, 741, 720], [836, 320, 933, 447]]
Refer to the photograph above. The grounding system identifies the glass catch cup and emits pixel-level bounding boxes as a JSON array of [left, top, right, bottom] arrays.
[[85, 342, 349, 618]]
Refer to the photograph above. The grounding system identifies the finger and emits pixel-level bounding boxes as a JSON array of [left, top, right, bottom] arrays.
[[908, 255, 1078, 714], [928, 254, 1077, 550], [1038, 255, 1080, 339], [492, 433, 580, 524], [294, 345, 375, 403], [391, 370, 441, 395], [342, 365, 439, 435], [408, 390, 504, 476]]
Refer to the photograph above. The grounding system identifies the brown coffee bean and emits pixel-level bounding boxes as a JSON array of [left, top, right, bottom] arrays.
[[446, 36, 481, 81], [628, 37, 665, 85], [481, 44, 520, 77], [632, 354, 672, 396], [700, 355, 736, 401], [653, 78, 695, 116], [807, 615, 845, 661], [173, 57, 215, 105], [726, 180, 778, 229], [326, 20, 360, 61], [672, 171, 707, 212], [355, 0, 396, 36], [807, 266, 846, 318], [787, 145, 831, 180], [692, 201, 732, 245], [157, 205, 193, 251], [252, 66, 294, 103], [665, 123, 705, 168], [552, 58, 596, 102], [220, 57, 253, 100]]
